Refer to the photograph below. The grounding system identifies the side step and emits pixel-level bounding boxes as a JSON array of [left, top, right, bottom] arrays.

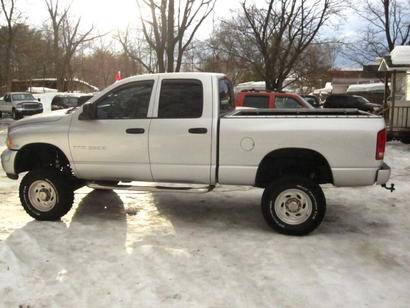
[[87, 182, 215, 193]]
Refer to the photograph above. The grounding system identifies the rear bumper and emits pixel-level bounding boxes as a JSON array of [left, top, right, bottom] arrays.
[[1, 149, 18, 179], [376, 163, 391, 185]]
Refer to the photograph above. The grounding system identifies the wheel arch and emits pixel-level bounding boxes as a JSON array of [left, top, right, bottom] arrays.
[[14, 143, 72, 174], [255, 147, 333, 188]]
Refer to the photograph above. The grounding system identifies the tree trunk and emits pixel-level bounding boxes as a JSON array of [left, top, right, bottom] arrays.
[[167, 0, 175, 72]]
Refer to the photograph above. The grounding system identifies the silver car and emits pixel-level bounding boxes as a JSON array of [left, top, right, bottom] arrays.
[[0, 92, 43, 120]]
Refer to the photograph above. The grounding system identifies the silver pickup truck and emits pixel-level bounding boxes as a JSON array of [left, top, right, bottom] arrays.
[[0, 92, 43, 120], [1, 73, 392, 235]]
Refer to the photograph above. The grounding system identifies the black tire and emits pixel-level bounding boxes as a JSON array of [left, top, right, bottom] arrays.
[[400, 136, 410, 144], [19, 168, 75, 221], [261, 176, 326, 236], [12, 109, 19, 120]]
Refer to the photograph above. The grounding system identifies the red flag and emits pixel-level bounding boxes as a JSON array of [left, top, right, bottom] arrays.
[[115, 71, 122, 81]]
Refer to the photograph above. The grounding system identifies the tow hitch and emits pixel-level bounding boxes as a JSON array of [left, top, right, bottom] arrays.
[[382, 183, 395, 192]]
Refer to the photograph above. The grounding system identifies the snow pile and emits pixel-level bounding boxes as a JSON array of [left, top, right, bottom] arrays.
[[347, 83, 386, 93], [390, 46, 410, 66], [313, 82, 333, 95], [27, 87, 58, 94], [235, 81, 266, 93]]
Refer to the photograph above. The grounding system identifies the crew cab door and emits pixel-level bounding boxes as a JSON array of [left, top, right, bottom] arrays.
[[148, 75, 214, 184], [69, 78, 157, 181]]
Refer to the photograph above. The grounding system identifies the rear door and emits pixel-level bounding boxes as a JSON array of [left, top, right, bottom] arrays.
[[148, 75, 213, 184]]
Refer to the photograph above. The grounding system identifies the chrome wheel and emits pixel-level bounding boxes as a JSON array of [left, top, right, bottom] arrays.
[[28, 180, 58, 212], [273, 188, 313, 225]]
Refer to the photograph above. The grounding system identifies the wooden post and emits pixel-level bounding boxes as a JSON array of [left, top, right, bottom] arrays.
[[383, 72, 389, 120], [390, 70, 397, 136]]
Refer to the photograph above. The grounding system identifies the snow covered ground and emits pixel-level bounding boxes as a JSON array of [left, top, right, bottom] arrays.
[[0, 122, 409, 307]]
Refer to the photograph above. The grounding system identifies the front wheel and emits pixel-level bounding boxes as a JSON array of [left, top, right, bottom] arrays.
[[12, 109, 20, 120], [261, 176, 326, 236], [19, 169, 75, 220]]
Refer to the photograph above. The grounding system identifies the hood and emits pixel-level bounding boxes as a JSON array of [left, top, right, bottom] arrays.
[[9, 109, 71, 129]]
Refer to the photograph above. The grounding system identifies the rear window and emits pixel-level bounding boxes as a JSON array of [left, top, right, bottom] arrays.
[[158, 79, 203, 118], [219, 78, 235, 115], [275, 97, 302, 109], [243, 95, 269, 108]]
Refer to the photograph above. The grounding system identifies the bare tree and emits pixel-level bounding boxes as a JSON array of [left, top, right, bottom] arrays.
[[60, 16, 97, 90], [121, 0, 216, 73], [44, 0, 97, 91], [344, 0, 410, 65], [1, 0, 20, 90], [228, 0, 339, 90], [44, 0, 69, 90]]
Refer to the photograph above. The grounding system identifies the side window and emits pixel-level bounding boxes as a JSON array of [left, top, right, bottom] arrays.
[[275, 96, 302, 109], [243, 95, 269, 108], [219, 78, 234, 114], [96, 81, 154, 119], [158, 79, 203, 118], [4, 95, 10, 102]]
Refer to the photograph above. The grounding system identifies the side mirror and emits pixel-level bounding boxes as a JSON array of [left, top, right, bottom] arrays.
[[79, 102, 96, 120], [38, 98, 41, 102]]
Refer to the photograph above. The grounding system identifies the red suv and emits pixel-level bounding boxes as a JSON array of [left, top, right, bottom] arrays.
[[235, 90, 313, 109]]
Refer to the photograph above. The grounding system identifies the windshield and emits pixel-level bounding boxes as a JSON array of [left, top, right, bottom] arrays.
[[297, 96, 314, 109], [356, 96, 370, 104], [12, 93, 35, 101]]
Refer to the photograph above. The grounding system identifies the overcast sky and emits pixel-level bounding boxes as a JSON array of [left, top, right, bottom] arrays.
[[21, 0, 363, 66]]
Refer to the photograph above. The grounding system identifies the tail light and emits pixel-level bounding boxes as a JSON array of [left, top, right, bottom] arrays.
[[376, 129, 386, 160]]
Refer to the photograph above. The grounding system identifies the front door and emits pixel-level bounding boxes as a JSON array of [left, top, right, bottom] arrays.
[[69, 79, 156, 181], [149, 76, 214, 184]]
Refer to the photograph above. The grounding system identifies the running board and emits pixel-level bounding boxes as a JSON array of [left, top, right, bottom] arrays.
[[87, 182, 215, 193]]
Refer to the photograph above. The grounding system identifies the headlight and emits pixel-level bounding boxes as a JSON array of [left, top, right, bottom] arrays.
[[16, 103, 23, 108], [39, 103, 43, 108]]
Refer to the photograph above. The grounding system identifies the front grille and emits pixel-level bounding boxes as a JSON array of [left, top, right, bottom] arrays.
[[23, 102, 40, 109]]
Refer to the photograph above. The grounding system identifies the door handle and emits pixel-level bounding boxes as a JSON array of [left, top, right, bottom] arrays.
[[126, 128, 145, 134], [188, 128, 208, 134]]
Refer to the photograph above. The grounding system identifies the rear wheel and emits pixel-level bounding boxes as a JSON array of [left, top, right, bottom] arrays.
[[19, 168, 74, 220], [400, 136, 410, 144], [261, 176, 326, 236]]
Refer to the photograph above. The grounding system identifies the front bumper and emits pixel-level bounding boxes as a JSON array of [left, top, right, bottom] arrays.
[[16, 108, 43, 116], [1, 149, 18, 179], [376, 163, 391, 185]]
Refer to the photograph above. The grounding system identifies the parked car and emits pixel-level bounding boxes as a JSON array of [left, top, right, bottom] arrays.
[[0, 92, 43, 119], [51, 94, 93, 111], [1, 73, 391, 236], [324, 94, 382, 113], [235, 90, 313, 109], [300, 94, 321, 108]]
